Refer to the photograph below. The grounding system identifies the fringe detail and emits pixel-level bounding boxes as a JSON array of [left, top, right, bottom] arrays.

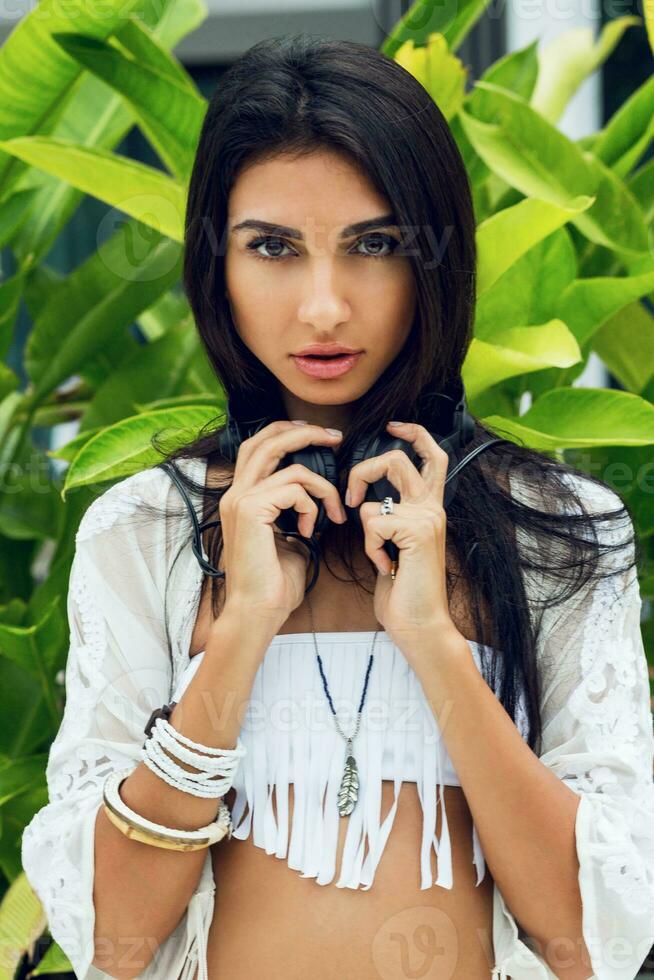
[[177, 634, 528, 893], [179, 889, 212, 980]]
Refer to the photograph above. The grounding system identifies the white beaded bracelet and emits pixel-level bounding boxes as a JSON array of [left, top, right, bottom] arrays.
[[142, 740, 233, 797], [141, 752, 232, 798], [154, 718, 246, 773], [141, 718, 247, 799], [155, 717, 247, 757]]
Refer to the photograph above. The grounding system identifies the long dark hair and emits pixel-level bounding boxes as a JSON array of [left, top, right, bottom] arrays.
[[141, 33, 639, 756]]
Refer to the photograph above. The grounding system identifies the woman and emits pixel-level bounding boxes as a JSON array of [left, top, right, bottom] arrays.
[[22, 33, 654, 980]]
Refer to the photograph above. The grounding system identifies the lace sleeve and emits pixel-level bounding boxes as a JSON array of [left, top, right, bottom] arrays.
[[519, 475, 654, 979], [21, 470, 215, 980]]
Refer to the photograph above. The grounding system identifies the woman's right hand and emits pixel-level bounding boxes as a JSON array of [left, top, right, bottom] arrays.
[[216, 420, 348, 629]]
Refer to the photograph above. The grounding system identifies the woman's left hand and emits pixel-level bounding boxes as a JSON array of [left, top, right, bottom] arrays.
[[345, 420, 464, 652]]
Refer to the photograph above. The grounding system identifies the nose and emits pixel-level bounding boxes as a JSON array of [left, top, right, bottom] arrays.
[[297, 260, 350, 329]]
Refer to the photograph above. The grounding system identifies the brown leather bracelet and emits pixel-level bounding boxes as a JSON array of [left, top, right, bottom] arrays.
[[144, 701, 177, 740]]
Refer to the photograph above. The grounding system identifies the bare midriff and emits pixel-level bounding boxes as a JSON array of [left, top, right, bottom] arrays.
[[205, 780, 496, 979], [190, 465, 499, 978]]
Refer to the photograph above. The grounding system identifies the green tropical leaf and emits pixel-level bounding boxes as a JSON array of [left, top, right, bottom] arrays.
[[51, 32, 206, 181], [483, 387, 654, 449], [25, 218, 183, 401], [531, 17, 641, 124], [0, 597, 65, 684], [113, 15, 206, 95], [0, 787, 48, 883], [393, 33, 467, 120], [137, 289, 191, 341], [382, 0, 493, 58], [478, 39, 539, 101], [593, 73, 654, 179], [135, 393, 225, 412], [0, 0, 143, 188], [554, 267, 654, 347], [80, 317, 199, 429], [463, 321, 581, 397], [474, 229, 578, 341], [47, 429, 103, 463], [627, 156, 654, 225], [61, 405, 223, 494], [30, 940, 73, 975], [592, 300, 654, 393], [0, 138, 186, 241], [460, 82, 650, 254], [476, 194, 593, 294], [8, 0, 206, 265], [0, 872, 46, 980], [0, 755, 48, 808], [0, 273, 26, 362]]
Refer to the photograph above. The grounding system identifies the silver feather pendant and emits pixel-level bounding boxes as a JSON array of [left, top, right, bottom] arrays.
[[337, 739, 359, 816]]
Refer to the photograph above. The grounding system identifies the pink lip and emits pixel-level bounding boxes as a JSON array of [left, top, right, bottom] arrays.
[[291, 352, 363, 379]]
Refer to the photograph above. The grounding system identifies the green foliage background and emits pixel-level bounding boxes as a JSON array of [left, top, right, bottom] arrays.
[[0, 0, 652, 973]]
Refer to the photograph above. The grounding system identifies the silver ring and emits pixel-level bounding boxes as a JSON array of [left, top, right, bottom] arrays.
[[379, 496, 394, 515]]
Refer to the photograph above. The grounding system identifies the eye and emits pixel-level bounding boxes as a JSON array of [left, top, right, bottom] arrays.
[[245, 236, 295, 261], [351, 233, 400, 259]]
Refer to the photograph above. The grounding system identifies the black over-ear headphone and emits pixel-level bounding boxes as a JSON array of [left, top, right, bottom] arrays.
[[159, 377, 508, 596]]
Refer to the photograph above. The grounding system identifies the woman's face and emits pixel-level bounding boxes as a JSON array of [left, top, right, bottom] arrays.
[[224, 149, 417, 429]]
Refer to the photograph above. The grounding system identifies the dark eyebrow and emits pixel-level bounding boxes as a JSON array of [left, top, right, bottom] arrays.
[[231, 213, 398, 240]]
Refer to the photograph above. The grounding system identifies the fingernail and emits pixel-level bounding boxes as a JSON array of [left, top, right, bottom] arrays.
[[345, 488, 352, 507], [388, 421, 404, 426], [325, 427, 342, 436], [291, 419, 308, 425]]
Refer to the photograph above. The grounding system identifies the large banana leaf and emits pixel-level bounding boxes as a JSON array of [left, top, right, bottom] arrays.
[[52, 33, 206, 182], [0, 138, 186, 242], [24, 218, 183, 402], [80, 317, 199, 429], [9, 0, 206, 266], [113, 15, 205, 95], [0, 0, 144, 190]]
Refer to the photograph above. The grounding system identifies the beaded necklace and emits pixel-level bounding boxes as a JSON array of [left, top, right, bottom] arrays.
[[306, 592, 380, 816]]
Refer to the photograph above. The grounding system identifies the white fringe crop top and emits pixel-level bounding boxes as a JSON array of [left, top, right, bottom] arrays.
[[174, 634, 529, 893]]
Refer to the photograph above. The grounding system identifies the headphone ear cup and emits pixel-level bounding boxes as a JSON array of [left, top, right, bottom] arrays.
[[274, 444, 339, 536]]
